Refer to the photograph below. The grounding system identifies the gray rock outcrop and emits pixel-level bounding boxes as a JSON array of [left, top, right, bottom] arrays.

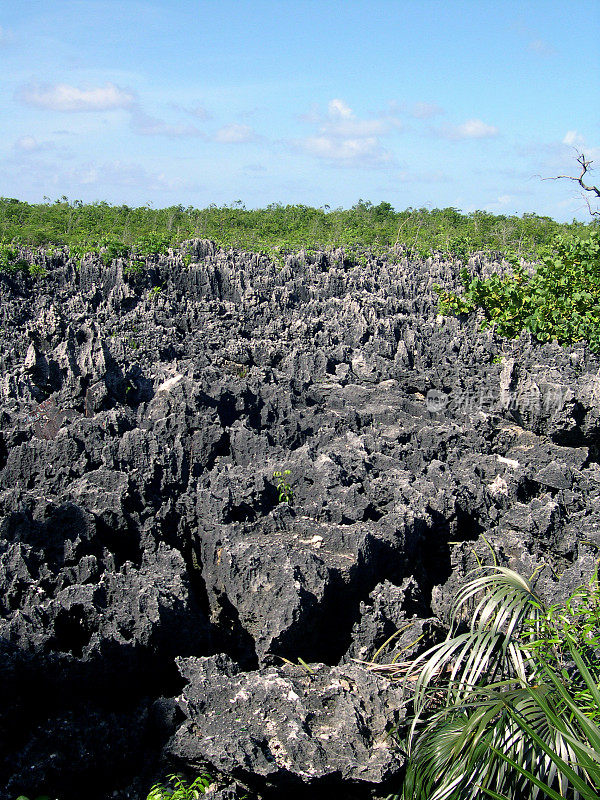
[[0, 241, 598, 799]]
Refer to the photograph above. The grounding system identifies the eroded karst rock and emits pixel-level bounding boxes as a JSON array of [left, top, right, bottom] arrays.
[[170, 654, 405, 790], [0, 241, 598, 799]]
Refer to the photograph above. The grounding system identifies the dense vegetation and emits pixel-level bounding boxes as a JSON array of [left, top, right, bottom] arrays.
[[0, 196, 594, 259], [436, 229, 600, 352]]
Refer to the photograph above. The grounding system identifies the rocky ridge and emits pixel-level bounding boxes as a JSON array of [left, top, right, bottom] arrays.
[[0, 241, 599, 799]]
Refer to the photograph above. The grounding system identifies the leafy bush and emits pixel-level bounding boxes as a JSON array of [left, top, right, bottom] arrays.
[[123, 260, 146, 276], [14, 796, 52, 800], [68, 240, 96, 269], [28, 263, 48, 278], [134, 232, 171, 257], [446, 234, 475, 262], [393, 565, 600, 800], [436, 230, 600, 351], [98, 237, 130, 266], [0, 241, 29, 272], [147, 773, 213, 799]]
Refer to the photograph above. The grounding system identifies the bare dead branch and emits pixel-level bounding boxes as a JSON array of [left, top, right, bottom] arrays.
[[541, 151, 600, 217], [583, 193, 600, 218]]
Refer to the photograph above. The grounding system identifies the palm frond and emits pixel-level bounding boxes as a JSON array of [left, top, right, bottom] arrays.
[[402, 680, 586, 800], [406, 568, 546, 712], [396, 564, 600, 800]]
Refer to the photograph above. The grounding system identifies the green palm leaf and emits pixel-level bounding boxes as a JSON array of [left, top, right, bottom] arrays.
[[396, 565, 600, 800]]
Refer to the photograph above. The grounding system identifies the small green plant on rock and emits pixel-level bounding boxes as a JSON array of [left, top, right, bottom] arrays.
[[28, 263, 48, 278], [181, 246, 194, 267], [15, 795, 52, 800], [99, 238, 130, 266], [68, 240, 97, 269], [148, 286, 162, 300], [273, 469, 293, 504], [147, 773, 213, 799], [268, 246, 286, 270]]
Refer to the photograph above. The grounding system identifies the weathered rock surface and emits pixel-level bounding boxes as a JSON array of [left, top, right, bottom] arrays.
[[171, 654, 404, 794], [0, 241, 599, 799]]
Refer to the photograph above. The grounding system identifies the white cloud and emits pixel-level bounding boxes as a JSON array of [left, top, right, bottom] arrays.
[[560, 132, 599, 162], [442, 118, 498, 140], [484, 194, 516, 212], [170, 102, 211, 121], [512, 21, 556, 56], [17, 82, 135, 111], [299, 135, 392, 165], [9, 136, 75, 165], [411, 102, 444, 119], [14, 135, 52, 153], [77, 166, 99, 185], [214, 123, 256, 143], [321, 117, 390, 137], [455, 119, 498, 138], [67, 160, 198, 191], [190, 105, 210, 120], [328, 98, 353, 119], [295, 99, 398, 167], [528, 38, 555, 56], [320, 99, 401, 137], [129, 106, 204, 138], [15, 80, 253, 144], [563, 130, 584, 147]]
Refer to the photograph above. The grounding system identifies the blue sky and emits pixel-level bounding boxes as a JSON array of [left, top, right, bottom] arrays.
[[1, 0, 599, 219]]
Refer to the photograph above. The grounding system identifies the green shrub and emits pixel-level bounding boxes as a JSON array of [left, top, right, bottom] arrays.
[[68, 240, 96, 269], [0, 241, 29, 273], [134, 232, 171, 257], [147, 773, 213, 799], [28, 263, 48, 278], [435, 230, 600, 352], [123, 259, 146, 276], [14, 795, 51, 800], [99, 238, 130, 266], [446, 234, 475, 262]]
